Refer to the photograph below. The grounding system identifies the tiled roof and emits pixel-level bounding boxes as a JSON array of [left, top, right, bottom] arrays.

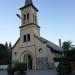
[[46, 40, 63, 52], [34, 35, 63, 52], [40, 37, 63, 52]]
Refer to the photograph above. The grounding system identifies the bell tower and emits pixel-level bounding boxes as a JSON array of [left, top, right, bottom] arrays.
[[19, 0, 40, 45], [20, 0, 39, 27]]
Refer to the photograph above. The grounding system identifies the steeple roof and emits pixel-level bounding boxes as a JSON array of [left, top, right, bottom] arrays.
[[20, 0, 38, 11], [25, 0, 33, 6]]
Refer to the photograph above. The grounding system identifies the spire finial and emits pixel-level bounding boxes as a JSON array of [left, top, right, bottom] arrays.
[[25, 0, 33, 6]]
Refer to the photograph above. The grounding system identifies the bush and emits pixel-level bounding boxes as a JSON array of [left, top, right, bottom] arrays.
[[15, 63, 27, 72], [7, 66, 16, 74], [57, 61, 72, 75], [7, 63, 27, 75]]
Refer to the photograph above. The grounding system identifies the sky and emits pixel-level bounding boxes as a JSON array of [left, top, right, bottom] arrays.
[[0, 0, 75, 46]]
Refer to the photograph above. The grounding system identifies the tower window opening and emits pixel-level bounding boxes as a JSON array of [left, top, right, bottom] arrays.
[[14, 52, 17, 55], [33, 14, 34, 22], [27, 34, 30, 42], [35, 15, 36, 22], [24, 35, 26, 42], [24, 15, 26, 20], [23, 34, 30, 42], [27, 13, 29, 19]]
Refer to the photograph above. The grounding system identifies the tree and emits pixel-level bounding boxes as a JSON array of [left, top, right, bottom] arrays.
[[5, 42, 9, 48], [65, 48, 75, 61], [8, 42, 12, 66], [7, 63, 27, 75], [0, 43, 10, 64], [7, 66, 15, 75], [62, 41, 74, 51], [57, 61, 72, 75], [9, 42, 12, 51], [15, 63, 27, 75], [56, 40, 74, 75]]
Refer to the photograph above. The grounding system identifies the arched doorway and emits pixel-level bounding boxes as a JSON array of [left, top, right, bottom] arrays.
[[23, 54, 32, 69]]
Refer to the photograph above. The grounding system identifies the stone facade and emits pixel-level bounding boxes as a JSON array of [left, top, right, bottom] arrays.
[[12, 0, 63, 70]]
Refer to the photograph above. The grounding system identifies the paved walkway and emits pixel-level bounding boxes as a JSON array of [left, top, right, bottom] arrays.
[[0, 70, 8, 75], [26, 69, 57, 75], [0, 69, 57, 75]]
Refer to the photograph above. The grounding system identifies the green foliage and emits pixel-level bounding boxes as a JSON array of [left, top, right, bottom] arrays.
[[7, 63, 27, 75], [15, 63, 27, 72], [66, 48, 75, 56], [65, 48, 75, 61], [62, 41, 74, 51], [0, 44, 10, 64], [56, 40, 74, 75], [7, 66, 16, 74], [5, 42, 9, 48], [57, 61, 72, 75]]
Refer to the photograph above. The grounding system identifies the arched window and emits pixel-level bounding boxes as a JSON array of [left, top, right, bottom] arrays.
[[33, 14, 34, 21], [35, 15, 36, 22], [24, 35, 26, 42], [27, 34, 30, 42], [23, 34, 30, 42], [23, 55, 27, 64], [27, 13, 29, 19], [24, 15, 26, 20]]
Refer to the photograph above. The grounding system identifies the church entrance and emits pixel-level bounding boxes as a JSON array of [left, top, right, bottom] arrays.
[[23, 54, 32, 69]]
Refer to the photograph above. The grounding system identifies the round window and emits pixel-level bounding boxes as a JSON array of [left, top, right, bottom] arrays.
[[39, 48, 43, 53], [14, 52, 17, 55]]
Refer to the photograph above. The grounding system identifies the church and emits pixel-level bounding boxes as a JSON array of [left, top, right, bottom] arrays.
[[12, 0, 63, 70]]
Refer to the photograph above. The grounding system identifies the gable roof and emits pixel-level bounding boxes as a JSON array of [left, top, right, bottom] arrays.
[[46, 40, 63, 52], [34, 35, 46, 43], [12, 35, 63, 52], [34, 35, 63, 52], [12, 38, 20, 49]]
